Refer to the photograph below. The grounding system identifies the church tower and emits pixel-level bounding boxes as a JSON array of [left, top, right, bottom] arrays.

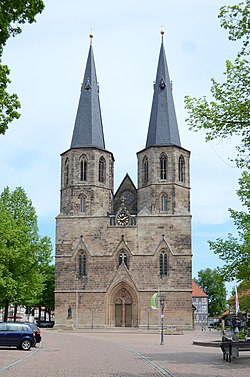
[[136, 31, 191, 326], [60, 36, 114, 218], [55, 33, 192, 329]]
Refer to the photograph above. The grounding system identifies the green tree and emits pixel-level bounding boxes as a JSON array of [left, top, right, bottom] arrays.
[[185, 0, 250, 168], [227, 280, 250, 312], [209, 170, 250, 281], [0, 186, 52, 321], [184, 1, 250, 289], [236, 280, 250, 312], [0, 0, 45, 134], [37, 264, 55, 320], [195, 268, 227, 316]]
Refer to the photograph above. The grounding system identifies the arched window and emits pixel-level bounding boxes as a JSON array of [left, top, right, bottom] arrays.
[[79, 253, 87, 276], [178, 155, 185, 183], [143, 156, 148, 184], [80, 155, 87, 181], [161, 193, 168, 212], [119, 251, 128, 267], [160, 153, 167, 180], [79, 195, 86, 213], [160, 252, 167, 277], [64, 158, 69, 186], [99, 156, 106, 183]]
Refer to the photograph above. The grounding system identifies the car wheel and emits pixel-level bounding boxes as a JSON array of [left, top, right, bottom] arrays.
[[20, 339, 32, 350]]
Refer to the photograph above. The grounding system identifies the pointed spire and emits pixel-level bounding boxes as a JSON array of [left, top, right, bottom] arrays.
[[146, 31, 181, 148], [70, 35, 105, 149]]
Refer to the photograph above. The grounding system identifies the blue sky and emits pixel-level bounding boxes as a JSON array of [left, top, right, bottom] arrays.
[[0, 0, 241, 293]]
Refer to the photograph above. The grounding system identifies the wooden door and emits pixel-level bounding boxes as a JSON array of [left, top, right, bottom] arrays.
[[125, 304, 132, 327], [115, 304, 122, 327]]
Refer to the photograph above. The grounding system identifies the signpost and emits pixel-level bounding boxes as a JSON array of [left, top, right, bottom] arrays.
[[160, 294, 165, 345]]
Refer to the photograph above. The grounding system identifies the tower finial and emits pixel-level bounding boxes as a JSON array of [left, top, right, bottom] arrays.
[[160, 28, 165, 42], [89, 31, 93, 44]]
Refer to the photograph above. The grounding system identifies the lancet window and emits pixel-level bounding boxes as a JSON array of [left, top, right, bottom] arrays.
[[79, 195, 86, 213], [160, 252, 167, 277], [99, 156, 106, 183], [178, 155, 185, 183], [160, 153, 167, 180], [80, 155, 87, 181], [143, 156, 148, 184], [79, 253, 87, 277], [64, 158, 69, 186], [161, 193, 168, 212]]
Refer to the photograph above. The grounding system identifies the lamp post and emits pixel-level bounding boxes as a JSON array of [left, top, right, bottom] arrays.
[[75, 279, 79, 329], [91, 308, 95, 329], [145, 307, 151, 330], [160, 294, 165, 345]]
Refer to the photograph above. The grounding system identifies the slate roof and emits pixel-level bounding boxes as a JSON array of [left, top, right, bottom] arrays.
[[146, 36, 181, 148], [70, 40, 105, 149]]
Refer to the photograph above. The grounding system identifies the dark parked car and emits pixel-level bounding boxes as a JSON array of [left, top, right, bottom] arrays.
[[0, 322, 36, 350], [36, 320, 54, 328], [20, 322, 41, 343]]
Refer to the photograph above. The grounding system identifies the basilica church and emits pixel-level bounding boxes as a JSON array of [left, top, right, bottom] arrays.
[[55, 33, 193, 329]]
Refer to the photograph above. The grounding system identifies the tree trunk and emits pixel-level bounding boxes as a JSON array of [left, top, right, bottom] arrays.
[[14, 304, 17, 321], [48, 308, 51, 321], [4, 300, 9, 322]]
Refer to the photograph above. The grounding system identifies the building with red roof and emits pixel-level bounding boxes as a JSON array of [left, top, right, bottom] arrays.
[[192, 280, 208, 328]]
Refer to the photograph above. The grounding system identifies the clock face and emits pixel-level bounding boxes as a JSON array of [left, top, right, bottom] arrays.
[[116, 212, 130, 226], [121, 190, 135, 205]]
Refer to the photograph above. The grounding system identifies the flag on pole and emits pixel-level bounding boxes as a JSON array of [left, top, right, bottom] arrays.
[[234, 277, 240, 314], [150, 293, 158, 309]]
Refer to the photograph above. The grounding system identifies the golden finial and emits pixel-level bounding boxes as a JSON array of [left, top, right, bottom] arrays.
[[160, 28, 165, 42], [89, 31, 93, 45]]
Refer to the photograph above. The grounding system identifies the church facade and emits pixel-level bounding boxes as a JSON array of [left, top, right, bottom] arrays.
[[55, 34, 193, 329]]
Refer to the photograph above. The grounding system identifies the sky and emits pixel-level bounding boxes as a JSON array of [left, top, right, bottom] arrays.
[[0, 0, 242, 294]]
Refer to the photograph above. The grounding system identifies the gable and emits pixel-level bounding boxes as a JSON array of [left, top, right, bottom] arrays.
[[113, 173, 137, 214]]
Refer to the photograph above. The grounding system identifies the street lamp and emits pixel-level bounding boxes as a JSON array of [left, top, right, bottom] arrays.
[[145, 307, 151, 330], [160, 294, 165, 345], [91, 308, 95, 329]]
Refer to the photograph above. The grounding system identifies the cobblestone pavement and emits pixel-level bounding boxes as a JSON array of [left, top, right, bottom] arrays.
[[0, 328, 250, 376]]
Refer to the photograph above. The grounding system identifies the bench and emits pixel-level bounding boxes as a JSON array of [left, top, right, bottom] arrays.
[[220, 340, 250, 362]]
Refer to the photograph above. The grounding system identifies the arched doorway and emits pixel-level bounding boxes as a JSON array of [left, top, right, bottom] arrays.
[[114, 288, 132, 327], [106, 281, 138, 327]]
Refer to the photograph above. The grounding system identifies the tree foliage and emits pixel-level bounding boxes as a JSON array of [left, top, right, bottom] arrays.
[[219, 0, 250, 57], [195, 268, 227, 316], [209, 170, 250, 281], [185, 1, 250, 293], [0, 0, 45, 134], [38, 264, 55, 311], [227, 280, 250, 312], [237, 280, 250, 312], [0, 63, 21, 134], [0, 187, 52, 320], [185, 0, 250, 168]]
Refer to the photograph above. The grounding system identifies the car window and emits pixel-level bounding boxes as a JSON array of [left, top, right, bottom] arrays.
[[0, 323, 7, 331], [7, 324, 22, 331]]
